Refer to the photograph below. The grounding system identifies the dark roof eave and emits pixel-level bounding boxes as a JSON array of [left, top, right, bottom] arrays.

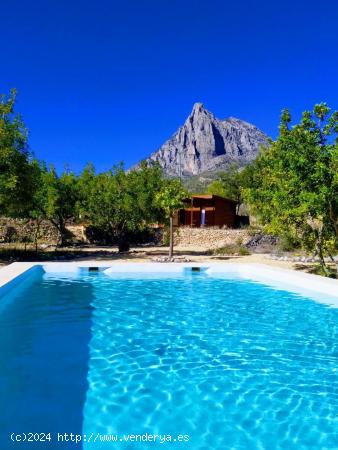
[[188, 194, 238, 204]]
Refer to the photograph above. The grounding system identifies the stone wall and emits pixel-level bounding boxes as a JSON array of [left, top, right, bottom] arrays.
[[174, 226, 252, 250], [0, 218, 158, 247], [0, 218, 59, 244], [0, 219, 260, 251]]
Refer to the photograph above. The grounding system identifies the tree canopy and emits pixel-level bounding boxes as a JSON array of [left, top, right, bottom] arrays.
[[77, 162, 165, 251], [0, 89, 37, 217], [155, 178, 187, 257], [242, 103, 338, 274], [207, 163, 255, 213]]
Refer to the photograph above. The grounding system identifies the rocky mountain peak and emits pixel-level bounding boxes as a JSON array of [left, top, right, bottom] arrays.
[[191, 102, 206, 114], [138, 104, 269, 177], [189, 102, 213, 122], [192, 101, 204, 111]]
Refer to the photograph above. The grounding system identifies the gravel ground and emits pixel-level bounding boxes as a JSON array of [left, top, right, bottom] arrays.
[[0, 244, 334, 276]]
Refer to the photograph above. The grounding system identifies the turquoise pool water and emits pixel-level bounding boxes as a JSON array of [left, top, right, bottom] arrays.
[[0, 268, 337, 449]]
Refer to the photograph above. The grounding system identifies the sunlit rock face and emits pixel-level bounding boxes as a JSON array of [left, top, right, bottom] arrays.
[[142, 103, 269, 176]]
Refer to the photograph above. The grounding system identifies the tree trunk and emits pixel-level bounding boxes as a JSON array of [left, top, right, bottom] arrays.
[[58, 219, 68, 247], [118, 231, 130, 252], [33, 219, 42, 255], [169, 216, 174, 258], [315, 234, 329, 276], [328, 252, 338, 278], [50, 218, 65, 248]]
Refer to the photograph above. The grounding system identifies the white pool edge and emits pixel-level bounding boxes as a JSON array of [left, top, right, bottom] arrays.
[[0, 261, 337, 307]]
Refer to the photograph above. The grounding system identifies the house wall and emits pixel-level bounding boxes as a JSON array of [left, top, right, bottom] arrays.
[[184, 210, 200, 227], [214, 198, 236, 228], [178, 196, 237, 228]]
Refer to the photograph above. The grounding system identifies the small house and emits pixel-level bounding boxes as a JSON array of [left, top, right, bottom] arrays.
[[174, 194, 237, 228]]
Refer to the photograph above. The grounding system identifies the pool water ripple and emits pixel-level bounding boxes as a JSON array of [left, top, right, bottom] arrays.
[[83, 273, 338, 449]]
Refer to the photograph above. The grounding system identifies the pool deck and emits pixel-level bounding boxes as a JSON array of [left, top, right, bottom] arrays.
[[0, 262, 38, 289], [0, 260, 337, 308]]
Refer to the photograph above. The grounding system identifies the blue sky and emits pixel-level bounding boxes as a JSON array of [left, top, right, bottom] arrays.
[[1, 0, 337, 173]]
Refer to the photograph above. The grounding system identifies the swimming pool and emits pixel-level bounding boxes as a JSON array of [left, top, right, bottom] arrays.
[[0, 264, 337, 449]]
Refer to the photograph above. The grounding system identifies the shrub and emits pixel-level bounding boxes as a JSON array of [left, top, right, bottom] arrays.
[[278, 233, 301, 252], [238, 246, 251, 256], [235, 236, 243, 246], [2, 226, 18, 243], [213, 244, 251, 256]]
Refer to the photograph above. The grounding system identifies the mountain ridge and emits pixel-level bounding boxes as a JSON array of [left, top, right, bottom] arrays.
[[137, 103, 269, 177]]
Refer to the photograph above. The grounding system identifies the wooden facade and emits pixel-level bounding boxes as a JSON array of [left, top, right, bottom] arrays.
[[175, 194, 237, 228]]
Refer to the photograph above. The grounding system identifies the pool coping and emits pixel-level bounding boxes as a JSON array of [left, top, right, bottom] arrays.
[[0, 261, 337, 307]]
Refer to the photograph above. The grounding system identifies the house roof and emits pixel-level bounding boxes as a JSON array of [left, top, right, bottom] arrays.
[[190, 194, 237, 203]]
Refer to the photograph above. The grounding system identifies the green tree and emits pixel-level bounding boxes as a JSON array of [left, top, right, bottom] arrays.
[[33, 165, 80, 246], [127, 161, 165, 225], [207, 163, 254, 214], [76, 162, 96, 222], [0, 89, 37, 217], [80, 163, 164, 251], [243, 103, 338, 275], [155, 179, 187, 258]]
